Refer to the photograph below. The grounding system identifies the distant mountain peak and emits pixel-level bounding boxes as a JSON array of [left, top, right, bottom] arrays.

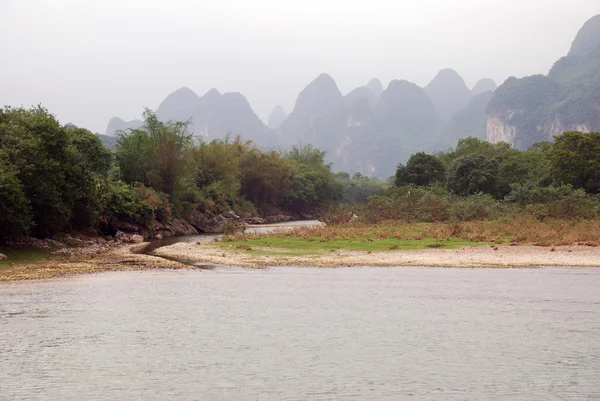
[[386, 79, 413, 90], [172, 86, 197, 95], [568, 14, 600, 57], [105, 117, 143, 136], [292, 73, 344, 115], [315, 72, 336, 82], [426, 68, 468, 91], [366, 78, 384, 97], [204, 88, 222, 98], [344, 86, 378, 108], [268, 105, 287, 129], [471, 78, 497, 95], [425, 68, 471, 121], [430, 68, 463, 80]]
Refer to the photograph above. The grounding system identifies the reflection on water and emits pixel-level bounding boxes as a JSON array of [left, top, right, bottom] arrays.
[[1, 266, 599, 400]]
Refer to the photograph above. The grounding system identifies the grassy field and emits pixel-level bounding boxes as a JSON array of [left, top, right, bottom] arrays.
[[221, 218, 600, 254], [224, 235, 492, 254]]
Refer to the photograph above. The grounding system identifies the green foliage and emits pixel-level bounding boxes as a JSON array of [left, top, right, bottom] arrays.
[[99, 181, 172, 228], [446, 154, 500, 197], [439, 137, 514, 166], [3, 102, 596, 247], [239, 148, 294, 210], [0, 106, 106, 236], [395, 152, 445, 187], [284, 145, 340, 213], [0, 150, 32, 240], [115, 109, 193, 213], [549, 131, 600, 193]]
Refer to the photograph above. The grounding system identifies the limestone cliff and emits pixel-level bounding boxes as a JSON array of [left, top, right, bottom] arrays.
[[487, 14, 600, 149]]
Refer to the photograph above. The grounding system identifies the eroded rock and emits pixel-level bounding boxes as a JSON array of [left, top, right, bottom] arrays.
[[130, 234, 144, 244], [152, 219, 198, 238]]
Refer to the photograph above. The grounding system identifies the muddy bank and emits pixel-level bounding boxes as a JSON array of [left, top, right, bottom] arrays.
[[154, 241, 600, 268]]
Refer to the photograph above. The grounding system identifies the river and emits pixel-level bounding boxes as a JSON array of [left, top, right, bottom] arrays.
[[1, 264, 599, 400]]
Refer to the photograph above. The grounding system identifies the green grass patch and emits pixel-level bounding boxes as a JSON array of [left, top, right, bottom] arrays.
[[0, 248, 57, 269], [222, 236, 493, 253]]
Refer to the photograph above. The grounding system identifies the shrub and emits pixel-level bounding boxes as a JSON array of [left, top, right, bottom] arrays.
[[449, 193, 500, 221]]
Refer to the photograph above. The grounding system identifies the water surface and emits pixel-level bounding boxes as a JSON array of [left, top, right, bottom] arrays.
[[1, 266, 599, 400]]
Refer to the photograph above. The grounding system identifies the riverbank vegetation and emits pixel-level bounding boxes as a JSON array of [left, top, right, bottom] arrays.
[[0, 106, 358, 244], [1, 105, 599, 255], [222, 218, 600, 255], [221, 133, 600, 252]]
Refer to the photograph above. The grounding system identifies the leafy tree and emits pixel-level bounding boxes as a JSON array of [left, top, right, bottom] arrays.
[[67, 127, 114, 230], [239, 149, 294, 210], [115, 109, 194, 212], [68, 127, 112, 175], [550, 131, 600, 193], [0, 150, 32, 240], [439, 137, 514, 166], [0, 106, 76, 235], [395, 152, 445, 187], [446, 154, 500, 197], [0, 106, 120, 236], [285, 145, 340, 213]]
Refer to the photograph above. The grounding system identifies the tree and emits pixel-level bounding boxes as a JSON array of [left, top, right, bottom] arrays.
[[446, 154, 500, 197], [439, 137, 514, 166], [550, 131, 600, 193], [395, 152, 445, 187], [0, 106, 75, 235], [0, 106, 117, 236], [115, 109, 194, 212], [284, 145, 340, 213], [239, 149, 294, 210], [0, 150, 32, 240]]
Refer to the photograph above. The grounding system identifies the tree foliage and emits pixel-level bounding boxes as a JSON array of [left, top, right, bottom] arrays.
[[395, 152, 445, 187], [549, 131, 600, 193], [116, 109, 193, 210]]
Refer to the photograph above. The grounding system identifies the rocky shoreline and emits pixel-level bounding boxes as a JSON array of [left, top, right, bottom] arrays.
[[0, 241, 192, 282], [107, 210, 303, 241], [0, 214, 305, 281]]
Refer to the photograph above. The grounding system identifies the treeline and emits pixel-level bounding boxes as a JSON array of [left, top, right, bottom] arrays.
[[0, 106, 384, 242], [344, 134, 600, 223], [3, 105, 597, 243]]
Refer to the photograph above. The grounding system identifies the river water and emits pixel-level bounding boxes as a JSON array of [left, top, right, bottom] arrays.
[[1, 266, 599, 400]]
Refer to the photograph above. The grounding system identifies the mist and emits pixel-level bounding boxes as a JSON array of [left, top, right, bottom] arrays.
[[1, 0, 599, 133]]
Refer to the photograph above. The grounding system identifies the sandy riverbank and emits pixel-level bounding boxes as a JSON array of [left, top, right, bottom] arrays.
[[3, 235, 600, 282], [0, 243, 194, 282], [154, 241, 600, 268]]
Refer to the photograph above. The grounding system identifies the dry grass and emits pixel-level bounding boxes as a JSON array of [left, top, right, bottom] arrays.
[[223, 218, 600, 247]]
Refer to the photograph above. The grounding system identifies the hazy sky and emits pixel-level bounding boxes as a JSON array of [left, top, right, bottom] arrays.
[[1, 0, 599, 134]]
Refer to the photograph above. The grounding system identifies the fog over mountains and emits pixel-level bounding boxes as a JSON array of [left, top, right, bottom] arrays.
[[106, 14, 600, 178], [106, 71, 497, 177]]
